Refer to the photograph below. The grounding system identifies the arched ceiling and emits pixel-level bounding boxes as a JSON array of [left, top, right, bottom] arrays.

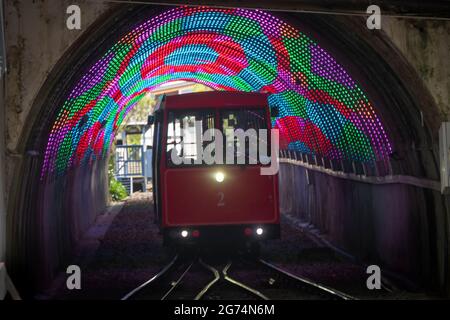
[[41, 6, 392, 177]]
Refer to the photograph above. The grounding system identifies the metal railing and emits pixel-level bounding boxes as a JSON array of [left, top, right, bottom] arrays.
[[115, 145, 145, 177], [279, 149, 440, 191]]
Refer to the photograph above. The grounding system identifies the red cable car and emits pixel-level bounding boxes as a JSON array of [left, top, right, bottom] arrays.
[[151, 91, 280, 246]]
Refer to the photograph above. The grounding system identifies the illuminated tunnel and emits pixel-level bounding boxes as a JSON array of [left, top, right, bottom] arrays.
[[7, 4, 448, 294], [41, 6, 392, 178]]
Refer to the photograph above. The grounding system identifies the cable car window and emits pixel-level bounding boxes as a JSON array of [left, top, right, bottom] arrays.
[[166, 110, 215, 166], [221, 108, 269, 165]]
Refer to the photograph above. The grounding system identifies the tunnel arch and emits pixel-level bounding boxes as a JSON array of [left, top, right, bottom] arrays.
[[39, 6, 393, 180], [7, 4, 447, 294]]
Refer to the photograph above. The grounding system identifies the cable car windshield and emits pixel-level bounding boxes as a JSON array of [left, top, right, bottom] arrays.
[[165, 107, 269, 166], [221, 108, 269, 165], [166, 110, 215, 166]]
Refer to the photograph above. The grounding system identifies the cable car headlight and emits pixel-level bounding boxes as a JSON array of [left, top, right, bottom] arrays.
[[215, 172, 225, 183], [181, 230, 189, 238], [256, 228, 264, 236]]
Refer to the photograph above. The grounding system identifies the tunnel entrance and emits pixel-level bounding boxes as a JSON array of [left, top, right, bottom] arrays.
[[6, 4, 448, 297]]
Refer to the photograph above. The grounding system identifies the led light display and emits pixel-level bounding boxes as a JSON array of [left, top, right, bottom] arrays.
[[41, 6, 392, 177]]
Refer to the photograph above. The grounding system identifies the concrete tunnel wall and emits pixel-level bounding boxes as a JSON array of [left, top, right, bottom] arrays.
[[279, 162, 448, 290], [7, 156, 109, 292], [5, 125, 110, 294], [40, 158, 109, 283]]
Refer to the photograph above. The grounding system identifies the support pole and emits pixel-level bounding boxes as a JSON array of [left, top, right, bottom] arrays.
[[0, 0, 7, 288], [0, 263, 21, 300]]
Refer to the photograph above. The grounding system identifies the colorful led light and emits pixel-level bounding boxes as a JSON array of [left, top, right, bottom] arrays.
[[41, 6, 392, 178]]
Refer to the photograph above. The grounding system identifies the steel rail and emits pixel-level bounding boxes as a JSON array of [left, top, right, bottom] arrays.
[[121, 255, 178, 300], [194, 259, 221, 300], [222, 262, 270, 300], [258, 258, 355, 300], [161, 260, 195, 300]]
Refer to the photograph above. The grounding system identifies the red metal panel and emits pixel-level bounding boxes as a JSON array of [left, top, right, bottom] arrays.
[[165, 91, 269, 110], [162, 167, 279, 226]]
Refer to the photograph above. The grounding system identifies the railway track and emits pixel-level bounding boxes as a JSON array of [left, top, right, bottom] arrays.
[[194, 259, 220, 300], [121, 255, 179, 300], [121, 253, 356, 300], [121, 255, 195, 300], [256, 259, 354, 300], [195, 260, 269, 300]]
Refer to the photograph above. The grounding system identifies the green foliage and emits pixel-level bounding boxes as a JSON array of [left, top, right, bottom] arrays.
[[191, 83, 213, 93], [109, 177, 128, 201], [126, 133, 141, 145], [108, 154, 128, 201], [126, 92, 156, 125]]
